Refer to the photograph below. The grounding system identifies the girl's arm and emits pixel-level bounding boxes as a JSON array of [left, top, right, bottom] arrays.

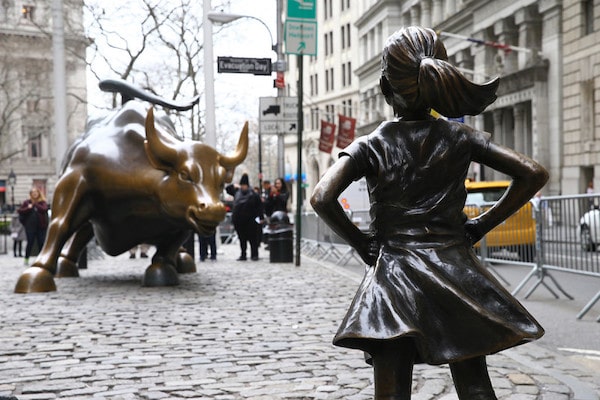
[[467, 140, 549, 243], [311, 157, 378, 265]]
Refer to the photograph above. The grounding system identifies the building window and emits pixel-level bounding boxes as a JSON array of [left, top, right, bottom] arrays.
[[310, 74, 319, 96], [341, 62, 352, 87], [583, 0, 594, 36], [324, 31, 334, 56], [326, 104, 335, 122], [581, 80, 596, 140], [341, 25, 346, 49], [345, 23, 351, 48], [21, 5, 34, 20], [324, 0, 333, 19], [28, 136, 41, 158], [346, 62, 351, 86], [25, 126, 42, 158]]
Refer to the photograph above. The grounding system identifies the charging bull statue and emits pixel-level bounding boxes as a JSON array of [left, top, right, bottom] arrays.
[[15, 79, 248, 293]]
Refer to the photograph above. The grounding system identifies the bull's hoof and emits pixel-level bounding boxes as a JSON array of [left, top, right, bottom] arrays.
[[176, 252, 196, 274], [14, 267, 57, 293], [142, 263, 179, 287], [55, 257, 80, 278]]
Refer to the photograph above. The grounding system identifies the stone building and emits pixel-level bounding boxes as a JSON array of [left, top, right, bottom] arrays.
[[0, 0, 87, 209], [284, 0, 567, 211], [562, 0, 600, 195]]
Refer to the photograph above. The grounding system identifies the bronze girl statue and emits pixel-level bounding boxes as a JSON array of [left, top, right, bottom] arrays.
[[311, 27, 548, 400]]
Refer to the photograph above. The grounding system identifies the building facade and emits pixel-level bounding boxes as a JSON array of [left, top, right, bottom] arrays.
[[284, 0, 568, 212], [562, 0, 600, 194], [0, 0, 87, 209]]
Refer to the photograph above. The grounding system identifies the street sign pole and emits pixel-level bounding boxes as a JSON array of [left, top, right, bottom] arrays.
[[295, 54, 303, 267]]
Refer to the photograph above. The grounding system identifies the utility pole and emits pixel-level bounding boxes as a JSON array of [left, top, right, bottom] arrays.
[[276, 0, 285, 179], [52, 0, 67, 175]]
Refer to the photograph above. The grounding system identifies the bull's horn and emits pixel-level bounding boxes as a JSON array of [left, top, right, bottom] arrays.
[[219, 121, 249, 168], [145, 107, 179, 169]]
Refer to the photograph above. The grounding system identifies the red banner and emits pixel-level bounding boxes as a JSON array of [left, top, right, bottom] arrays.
[[318, 120, 337, 153], [336, 114, 356, 149]]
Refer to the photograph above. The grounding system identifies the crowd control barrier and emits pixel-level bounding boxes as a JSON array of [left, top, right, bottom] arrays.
[[301, 193, 600, 321]]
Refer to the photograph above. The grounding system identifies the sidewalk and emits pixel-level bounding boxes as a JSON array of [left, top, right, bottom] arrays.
[[0, 242, 598, 400]]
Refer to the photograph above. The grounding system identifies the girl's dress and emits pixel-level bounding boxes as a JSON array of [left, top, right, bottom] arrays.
[[334, 119, 543, 365]]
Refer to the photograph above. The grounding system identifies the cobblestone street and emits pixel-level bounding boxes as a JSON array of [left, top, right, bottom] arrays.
[[0, 243, 598, 399]]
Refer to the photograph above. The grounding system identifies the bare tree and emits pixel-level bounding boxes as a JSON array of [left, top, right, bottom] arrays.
[[85, 0, 232, 142]]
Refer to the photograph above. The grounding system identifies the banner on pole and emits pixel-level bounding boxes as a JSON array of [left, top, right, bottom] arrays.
[[336, 114, 356, 149], [318, 120, 336, 153]]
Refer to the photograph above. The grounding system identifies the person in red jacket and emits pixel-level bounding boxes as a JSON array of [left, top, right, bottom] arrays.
[[17, 187, 49, 265]]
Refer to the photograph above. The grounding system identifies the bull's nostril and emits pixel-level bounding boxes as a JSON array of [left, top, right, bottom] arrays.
[[198, 203, 207, 210]]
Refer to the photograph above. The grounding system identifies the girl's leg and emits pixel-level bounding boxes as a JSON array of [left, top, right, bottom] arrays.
[[370, 340, 416, 400], [450, 356, 497, 400]]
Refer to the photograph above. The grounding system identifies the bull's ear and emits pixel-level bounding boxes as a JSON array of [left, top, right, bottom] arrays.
[[144, 107, 177, 171]]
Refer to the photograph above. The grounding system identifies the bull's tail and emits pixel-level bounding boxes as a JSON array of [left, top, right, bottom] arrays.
[[99, 79, 200, 111]]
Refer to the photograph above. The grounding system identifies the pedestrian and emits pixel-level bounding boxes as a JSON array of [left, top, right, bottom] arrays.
[[310, 26, 549, 400], [17, 187, 49, 265], [10, 215, 26, 258], [586, 180, 595, 209], [264, 177, 289, 217], [226, 173, 263, 261], [198, 233, 217, 261], [129, 244, 150, 259]]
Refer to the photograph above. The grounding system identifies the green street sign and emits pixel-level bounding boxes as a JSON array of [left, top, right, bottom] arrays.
[[284, 20, 317, 56], [287, 0, 316, 20]]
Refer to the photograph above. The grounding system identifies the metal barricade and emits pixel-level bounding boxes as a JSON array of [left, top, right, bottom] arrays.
[[301, 195, 600, 320], [0, 213, 8, 255]]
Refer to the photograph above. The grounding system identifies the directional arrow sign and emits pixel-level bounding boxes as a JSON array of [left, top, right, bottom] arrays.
[[284, 20, 317, 56], [259, 96, 298, 135]]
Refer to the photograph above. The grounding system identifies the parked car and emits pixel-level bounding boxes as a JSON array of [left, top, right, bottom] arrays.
[[579, 206, 600, 251], [464, 180, 537, 262]]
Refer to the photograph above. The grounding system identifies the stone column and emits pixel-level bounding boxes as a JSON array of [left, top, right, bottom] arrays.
[[432, 0, 443, 26], [513, 103, 526, 154], [420, 0, 432, 28], [494, 18, 518, 75], [410, 5, 420, 26], [515, 6, 542, 69], [445, 0, 456, 19], [539, 0, 562, 195]]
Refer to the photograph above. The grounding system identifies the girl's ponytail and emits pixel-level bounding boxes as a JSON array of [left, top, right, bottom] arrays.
[[418, 57, 499, 117], [382, 26, 499, 118]]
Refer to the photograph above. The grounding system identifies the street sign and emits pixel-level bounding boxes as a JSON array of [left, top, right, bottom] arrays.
[[259, 96, 298, 134], [284, 20, 317, 56], [217, 57, 272, 75], [287, 0, 316, 19]]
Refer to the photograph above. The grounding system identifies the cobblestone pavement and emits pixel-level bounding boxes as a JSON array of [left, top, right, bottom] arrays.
[[0, 243, 598, 400]]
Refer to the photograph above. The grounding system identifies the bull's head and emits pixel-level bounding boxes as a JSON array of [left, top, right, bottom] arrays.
[[144, 108, 248, 235]]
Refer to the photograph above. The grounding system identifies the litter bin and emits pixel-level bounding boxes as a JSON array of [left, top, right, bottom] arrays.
[[266, 211, 293, 263]]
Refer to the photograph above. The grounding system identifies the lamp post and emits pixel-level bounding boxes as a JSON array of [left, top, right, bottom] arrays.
[[7, 169, 16, 211], [206, 11, 278, 187]]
